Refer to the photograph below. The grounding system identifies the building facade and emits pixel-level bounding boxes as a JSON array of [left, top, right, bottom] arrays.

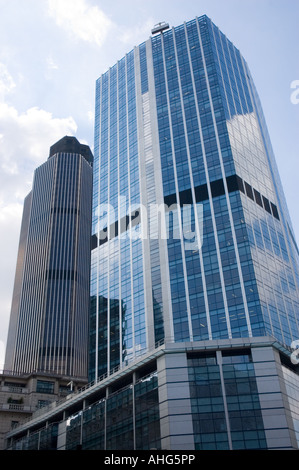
[[5, 136, 93, 380], [5, 338, 299, 450], [90, 14, 299, 383], [0, 370, 86, 451]]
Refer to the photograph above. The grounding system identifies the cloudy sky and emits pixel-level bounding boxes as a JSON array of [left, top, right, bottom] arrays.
[[0, 0, 298, 369]]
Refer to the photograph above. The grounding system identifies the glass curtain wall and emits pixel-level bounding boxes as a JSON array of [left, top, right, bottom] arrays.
[[91, 14, 299, 381]]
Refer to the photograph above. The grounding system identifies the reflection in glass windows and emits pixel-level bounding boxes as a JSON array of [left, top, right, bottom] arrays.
[[188, 353, 229, 450], [188, 351, 267, 450], [222, 351, 267, 449], [92, 13, 299, 381], [65, 370, 161, 450]]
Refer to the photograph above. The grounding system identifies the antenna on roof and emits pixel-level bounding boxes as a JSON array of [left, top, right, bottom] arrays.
[[151, 22, 170, 35]]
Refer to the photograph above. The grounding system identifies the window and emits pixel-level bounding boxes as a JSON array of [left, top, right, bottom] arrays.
[[36, 380, 54, 394], [37, 400, 51, 409]]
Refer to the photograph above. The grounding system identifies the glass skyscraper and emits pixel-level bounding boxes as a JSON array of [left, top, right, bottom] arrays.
[[6, 15, 299, 452], [90, 15, 299, 381], [5, 136, 93, 379]]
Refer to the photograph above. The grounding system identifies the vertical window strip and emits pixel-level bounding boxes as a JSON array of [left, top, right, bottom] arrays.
[[216, 28, 238, 118], [53, 157, 63, 372], [7, 191, 31, 372], [161, 29, 191, 342], [118, 57, 129, 367], [184, 21, 212, 341], [233, 48, 253, 114], [72, 155, 82, 376], [199, 17, 253, 338], [230, 42, 249, 115], [107, 68, 111, 374], [195, 17, 232, 338], [147, 36, 173, 345], [107, 64, 120, 372], [174, 24, 212, 342], [55, 156, 67, 373], [95, 76, 102, 381], [224, 35, 244, 116], [21, 171, 36, 372], [129, 50, 139, 361], [185, 20, 229, 338], [21, 170, 38, 372], [126, 52, 135, 364], [117, 59, 123, 370], [60, 157, 68, 373], [21, 161, 41, 372], [139, 42, 149, 94], [42, 156, 56, 373]]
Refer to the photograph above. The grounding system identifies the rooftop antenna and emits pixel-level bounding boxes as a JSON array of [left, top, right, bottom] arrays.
[[151, 21, 170, 35]]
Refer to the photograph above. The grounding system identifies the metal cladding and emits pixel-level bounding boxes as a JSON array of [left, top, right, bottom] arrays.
[[5, 137, 93, 379]]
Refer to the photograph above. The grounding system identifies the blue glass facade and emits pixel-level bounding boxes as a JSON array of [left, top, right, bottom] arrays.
[[91, 50, 147, 380], [63, 370, 160, 450], [188, 350, 267, 450], [90, 15, 299, 382]]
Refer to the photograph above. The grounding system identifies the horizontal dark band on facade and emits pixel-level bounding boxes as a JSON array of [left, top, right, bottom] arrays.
[[40, 346, 75, 356], [164, 174, 279, 221], [91, 174, 280, 250], [46, 269, 78, 281]]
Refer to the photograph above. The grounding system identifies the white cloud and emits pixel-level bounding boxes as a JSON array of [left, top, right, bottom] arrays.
[[46, 55, 59, 71], [87, 110, 94, 122], [47, 0, 113, 47], [0, 63, 78, 214], [0, 62, 16, 100], [0, 103, 77, 174], [118, 18, 154, 46], [0, 202, 23, 223]]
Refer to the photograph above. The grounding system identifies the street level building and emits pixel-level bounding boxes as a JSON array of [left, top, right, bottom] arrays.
[[0, 370, 86, 450], [5, 338, 299, 450]]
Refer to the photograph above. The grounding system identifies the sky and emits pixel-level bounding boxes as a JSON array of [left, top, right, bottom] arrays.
[[0, 0, 298, 369]]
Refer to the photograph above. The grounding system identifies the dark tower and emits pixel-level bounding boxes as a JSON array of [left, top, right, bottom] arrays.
[[5, 136, 93, 379]]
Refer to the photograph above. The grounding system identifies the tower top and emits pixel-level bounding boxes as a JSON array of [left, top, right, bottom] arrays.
[[151, 22, 169, 35], [49, 136, 93, 165]]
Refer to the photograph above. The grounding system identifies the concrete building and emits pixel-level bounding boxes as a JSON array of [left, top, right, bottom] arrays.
[[0, 370, 86, 450], [5, 338, 299, 450]]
